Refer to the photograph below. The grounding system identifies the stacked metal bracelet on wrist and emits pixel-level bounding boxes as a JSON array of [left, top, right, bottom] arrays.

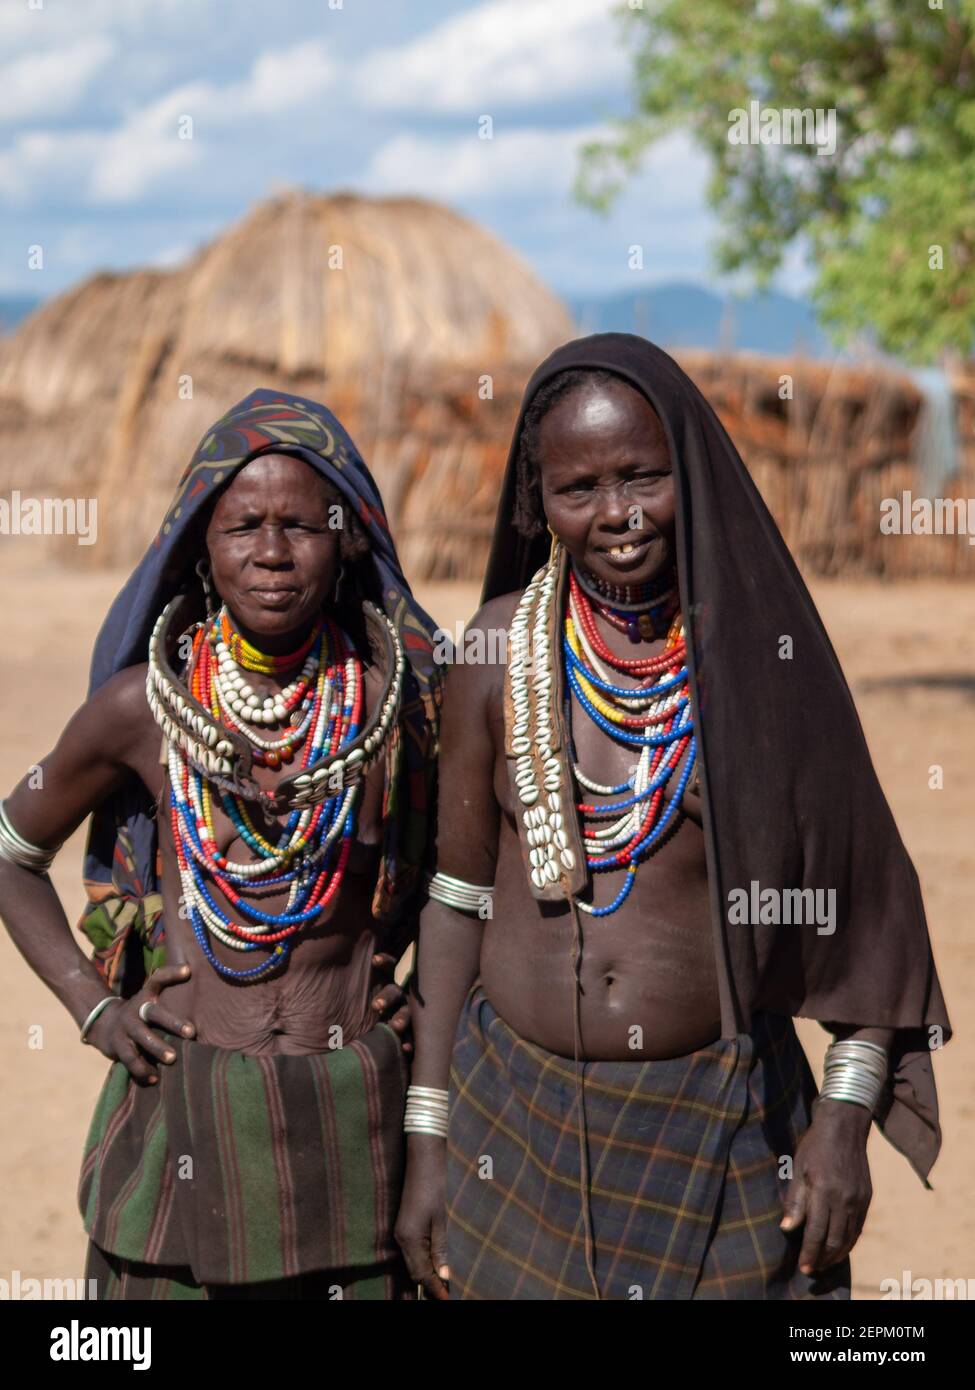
[[425, 871, 494, 915], [404, 1084, 449, 1138], [817, 1038, 889, 1114]]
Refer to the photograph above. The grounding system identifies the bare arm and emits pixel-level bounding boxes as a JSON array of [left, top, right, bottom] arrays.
[[0, 666, 151, 1028], [396, 598, 507, 1297], [408, 599, 509, 1086], [0, 664, 194, 1077]]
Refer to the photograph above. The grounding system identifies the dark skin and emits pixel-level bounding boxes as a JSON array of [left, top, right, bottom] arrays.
[[396, 378, 890, 1297], [0, 454, 411, 1099]]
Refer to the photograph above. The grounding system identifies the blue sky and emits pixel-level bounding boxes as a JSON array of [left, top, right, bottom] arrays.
[[0, 0, 809, 302]]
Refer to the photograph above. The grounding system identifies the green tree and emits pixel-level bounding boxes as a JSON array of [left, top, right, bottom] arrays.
[[577, 0, 975, 363]]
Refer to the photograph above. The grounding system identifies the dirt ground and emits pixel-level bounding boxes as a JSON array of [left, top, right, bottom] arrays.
[[0, 561, 971, 1300]]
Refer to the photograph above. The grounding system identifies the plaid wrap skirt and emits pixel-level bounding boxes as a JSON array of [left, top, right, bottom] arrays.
[[446, 983, 851, 1300]]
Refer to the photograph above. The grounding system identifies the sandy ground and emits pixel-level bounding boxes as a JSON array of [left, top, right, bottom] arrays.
[[0, 562, 971, 1300]]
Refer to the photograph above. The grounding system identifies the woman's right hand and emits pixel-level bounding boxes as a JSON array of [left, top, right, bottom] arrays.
[[395, 1135, 450, 1300], [86, 963, 195, 1084]]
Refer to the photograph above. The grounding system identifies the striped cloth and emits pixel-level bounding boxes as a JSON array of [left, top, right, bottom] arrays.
[[446, 984, 851, 1301], [79, 1020, 408, 1292]]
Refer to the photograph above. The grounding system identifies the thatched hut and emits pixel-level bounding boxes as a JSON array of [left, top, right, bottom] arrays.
[[1, 193, 972, 580], [0, 190, 573, 577]]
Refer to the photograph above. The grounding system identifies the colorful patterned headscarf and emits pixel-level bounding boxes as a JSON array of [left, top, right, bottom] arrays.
[[80, 389, 442, 995]]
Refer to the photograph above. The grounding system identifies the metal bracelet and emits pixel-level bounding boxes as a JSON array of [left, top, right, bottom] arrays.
[[425, 871, 494, 915], [818, 1038, 889, 1114], [404, 1083, 449, 1138], [0, 799, 62, 874], [80, 995, 123, 1045]]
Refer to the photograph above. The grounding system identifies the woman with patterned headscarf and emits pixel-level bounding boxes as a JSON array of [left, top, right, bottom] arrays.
[[0, 390, 442, 1300]]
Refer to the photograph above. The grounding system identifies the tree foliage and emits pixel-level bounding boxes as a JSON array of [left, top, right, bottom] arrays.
[[576, 0, 975, 362]]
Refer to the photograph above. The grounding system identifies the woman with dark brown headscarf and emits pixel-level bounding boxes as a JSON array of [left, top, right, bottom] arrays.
[[396, 334, 950, 1301]]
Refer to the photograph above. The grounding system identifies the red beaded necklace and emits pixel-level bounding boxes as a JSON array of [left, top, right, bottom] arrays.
[[569, 571, 686, 676]]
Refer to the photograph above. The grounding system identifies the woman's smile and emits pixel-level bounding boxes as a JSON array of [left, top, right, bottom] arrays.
[[593, 535, 655, 569]]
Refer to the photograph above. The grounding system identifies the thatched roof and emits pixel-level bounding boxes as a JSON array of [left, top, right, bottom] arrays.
[[0, 190, 573, 569], [3, 200, 972, 580]]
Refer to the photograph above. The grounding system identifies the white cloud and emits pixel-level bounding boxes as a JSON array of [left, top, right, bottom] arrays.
[[0, 129, 102, 205], [359, 124, 711, 209], [357, 123, 716, 294], [361, 125, 605, 200], [358, 0, 626, 112], [0, 0, 198, 53], [0, 37, 116, 124], [87, 40, 336, 202], [87, 84, 207, 202], [0, 39, 337, 206], [239, 40, 335, 114]]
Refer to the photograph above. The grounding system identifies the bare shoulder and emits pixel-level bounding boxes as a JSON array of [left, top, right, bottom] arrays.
[[444, 590, 524, 710], [3, 663, 156, 848], [470, 589, 523, 633], [68, 663, 155, 768]]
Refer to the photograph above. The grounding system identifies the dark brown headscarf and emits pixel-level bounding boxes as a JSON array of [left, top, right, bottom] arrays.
[[482, 333, 951, 1187]]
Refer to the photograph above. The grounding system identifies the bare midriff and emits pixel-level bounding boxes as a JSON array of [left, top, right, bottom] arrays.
[[157, 816, 383, 1056], [479, 677, 722, 1062]]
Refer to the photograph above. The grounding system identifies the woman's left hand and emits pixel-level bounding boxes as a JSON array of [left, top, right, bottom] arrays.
[[779, 1099, 873, 1275], [370, 951, 412, 1054]]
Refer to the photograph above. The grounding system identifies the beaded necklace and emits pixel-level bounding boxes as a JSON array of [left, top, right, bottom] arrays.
[[566, 572, 696, 915], [161, 605, 368, 980], [219, 609, 319, 675], [574, 562, 675, 608], [573, 562, 679, 642], [504, 543, 695, 918], [147, 595, 404, 812]]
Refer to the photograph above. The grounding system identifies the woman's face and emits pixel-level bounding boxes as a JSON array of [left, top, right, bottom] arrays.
[[537, 378, 676, 586], [205, 453, 344, 650]]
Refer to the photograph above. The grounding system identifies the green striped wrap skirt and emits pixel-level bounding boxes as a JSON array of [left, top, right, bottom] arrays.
[[78, 1020, 411, 1297], [446, 984, 851, 1301]]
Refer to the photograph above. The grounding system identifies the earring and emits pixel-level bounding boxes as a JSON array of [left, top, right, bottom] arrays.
[[546, 524, 561, 564], [195, 558, 217, 618]]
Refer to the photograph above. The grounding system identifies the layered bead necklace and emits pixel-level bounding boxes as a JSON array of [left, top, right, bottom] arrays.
[[164, 604, 365, 980], [505, 544, 696, 918], [573, 563, 679, 643], [566, 570, 696, 915]]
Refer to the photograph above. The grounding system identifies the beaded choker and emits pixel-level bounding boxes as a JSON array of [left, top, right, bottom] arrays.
[[573, 561, 677, 612], [218, 609, 320, 675]]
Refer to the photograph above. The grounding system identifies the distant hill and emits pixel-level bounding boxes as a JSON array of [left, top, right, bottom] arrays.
[[568, 282, 831, 358], [0, 296, 41, 333]]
